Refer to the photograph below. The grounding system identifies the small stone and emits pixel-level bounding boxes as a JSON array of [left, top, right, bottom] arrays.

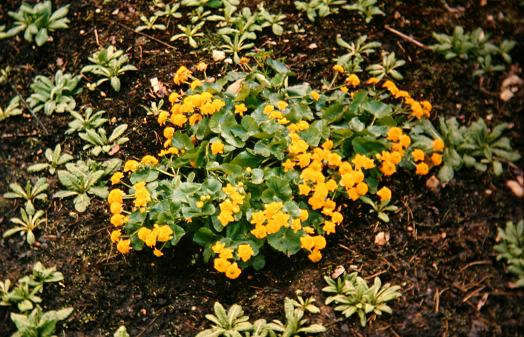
[[212, 50, 225, 62], [506, 179, 524, 198], [331, 265, 345, 279], [374, 232, 390, 246]]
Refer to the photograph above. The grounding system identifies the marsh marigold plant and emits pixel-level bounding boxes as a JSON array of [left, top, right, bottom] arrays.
[[107, 59, 446, 279]]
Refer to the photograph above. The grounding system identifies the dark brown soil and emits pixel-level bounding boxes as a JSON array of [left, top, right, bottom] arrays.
[[1, 1, 523, 336]]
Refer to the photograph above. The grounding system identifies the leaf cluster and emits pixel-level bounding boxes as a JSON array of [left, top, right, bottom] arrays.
[[294, 0, 348, 22], [81, 46, 137, 92], [27, 70, 82, 115], [28, 144, 74, 175], [0, 96, 23, 122], [196, 295, 325, 337], [54, 159, 121, 212], [494, 220, 524, 288], [323, 272, 401, 326], [0, 1, 70, 46], [343, 0, 385, 23], [430, 26, 516, 77]]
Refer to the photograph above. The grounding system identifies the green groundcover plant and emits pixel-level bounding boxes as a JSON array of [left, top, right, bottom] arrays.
[[104, 58, 518, 280]]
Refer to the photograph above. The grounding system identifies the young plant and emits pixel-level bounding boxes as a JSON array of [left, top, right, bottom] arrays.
[[28, 144, 74, 175], [114, 326, 130, 337], [266, 297, 326, 336], [154, 3, 183, 19], [366, 52, 405, 80], [81, 46, 138, 92], [1, 1, 70, 46], [289, 290, 321, 314], [141, 99, 167, 116], [3, 204, 46, 246], [196, 302, 252, 337], [324, 272, 401, 327], [54, 160, 120, 212], [3, 178, 49, 209], [27, 70, 82, 115], [189, 6, 214, 24], [170, 22, 205, 48], [66, 107, 109, 134], [335, 35, 381, 73], [78, 123, 129, 156], [343, 0, 384, 23], [494, 220, 524, 288], [10, 305, 73, 337], [359, 193, 398, 222], [0, 96, 23, 122], [220, 31, 257, 63], [257, 3, 286, 36], [135, 15, 166, 32], [294, 0, 348, 22]]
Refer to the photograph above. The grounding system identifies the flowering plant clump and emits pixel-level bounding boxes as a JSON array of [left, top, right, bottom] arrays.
[[108, 59, 446, 279]]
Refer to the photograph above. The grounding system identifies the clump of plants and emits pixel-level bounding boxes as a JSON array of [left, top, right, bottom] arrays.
[[81, 46, 137, 92], [106, 59, 458, 279], [323, 271, 401, 326], [27, 70, 82, 115], [494, 220, 524, 288], [196, 294, 325, 337], [1, 262, 72, 337], [0, 1, 70, 46], [430, 26, 516, 77]]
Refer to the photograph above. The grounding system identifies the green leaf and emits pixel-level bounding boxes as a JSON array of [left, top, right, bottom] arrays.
[[267, 228, 301, 256]]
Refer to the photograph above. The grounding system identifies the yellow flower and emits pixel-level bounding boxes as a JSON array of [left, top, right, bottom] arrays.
[[168, 92, 180, 103], [124, 160, 139, 172], [219, 247, 234, 260], [163, 127, 175, 139], [387, 127, 403, 142], [111, 214, 127, 227], [263, 105, 275, 115], [421, 100, 432, 117], [352, 154, 375, 170], [411, 101, 424, 119], [345, 74, 360, 87], [415, 162, 429, 175], [141, 155, 158, 165], [380, 161, 396, 176], [399, 134, 411, 148], [412, 149, 425, 162], [110, 202, 123, 214], [310, 91, 320, 101], [433, 138, 445, 152], [190, 79, 202, 90], [157, 225, 173, 242], [225, 262, 241, 279], [323, 221, 336, 234], [218, 211, 234, 226], [117, 239, 131, 254], [108, 189, 124, 204], [377, 186, 392, 202], [189, 113, 203, 126], [300, 235, 315, 250], [212, 241, 226, 254], [110, 229, 121, 243], [356, 182, 368, 196], [110, 172, 124, 185], [283, 159, 295, 171], [157, 110, 170, 126], [366, 77, 380, 85], [145, 228, 158, 247], [331, 211, 343, 224], [332, 64, 344, 73], [431, 153, 443, 166], [153, 248, 164, 257], [171, 114, 188, 127], [214, 257, 231, 273], [211, 140, 224, 155], [251, 225, 267, 239], [308, 249, 322, 263], [234, 103, 247, 116], [340, 86, 348, 93], [237, 244, 254, 262], [196, 61, 208, 72], [299, 209, 309, 222], [276, 101, 287, 111], [173, 65, 192, 85], [137, 227, 151, 242]]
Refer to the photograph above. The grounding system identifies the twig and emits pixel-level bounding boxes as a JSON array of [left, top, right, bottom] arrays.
[[384, 25, 431, 50], [459, 260, 491, 273], [10, 83, 48, 134], [115, 21, 177, 50]]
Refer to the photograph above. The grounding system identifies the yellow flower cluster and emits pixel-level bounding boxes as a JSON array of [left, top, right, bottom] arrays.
[[380, 80, 432, 119], [211, 241, 253, 279], [300, 235, 326, 262], [250, 202, 307, 239], [263, 103, 290, 125], [137, 224, 174, 256], [374, 127, 412, 176], [411, 137, 445, 175], [218, 183, 245, 226], [173, 65, 192, 85]]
